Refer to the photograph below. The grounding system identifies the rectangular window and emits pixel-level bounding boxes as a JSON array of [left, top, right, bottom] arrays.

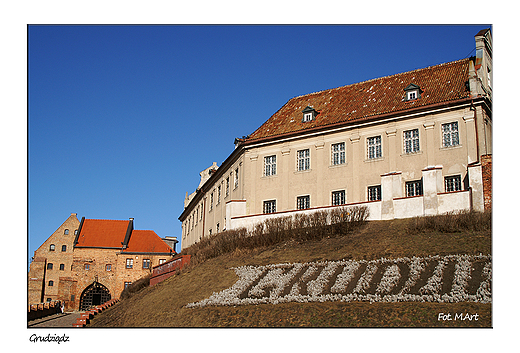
[[159, 259, 166, 264], [297, 149, 310, 171], [106, 264, 112, 271], [142, 259, 151, 269], [403, 129, 420, 154], [263, 200, 276, 214], [303, 112, 313, 122], [216, 223, 220, 233], [124, 282, 132, 289], [406, 180, 423, 197], [367, 136, 382, 159], [332, 190, 346, 206], [264, 155, 277, 176], [445, 175, 462, 192], [368, 185, 382, 201], [84, 263, 89, 270], [226, 177, 230, 196], [442, 122, 459, 147], [331, 142, 345, 165], [234, 168, 239, 188], [59, 264, 65, 271], [210, 192, 214, 210], [297, 195, 310, 210], [126, 258, 133, 269], [217, 185, 221, 204]]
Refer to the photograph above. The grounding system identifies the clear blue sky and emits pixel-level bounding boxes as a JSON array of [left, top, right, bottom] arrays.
[[28, 24, 489, 260]]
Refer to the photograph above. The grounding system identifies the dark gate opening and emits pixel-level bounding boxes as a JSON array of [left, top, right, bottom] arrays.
[[79, 281, 111, 311]]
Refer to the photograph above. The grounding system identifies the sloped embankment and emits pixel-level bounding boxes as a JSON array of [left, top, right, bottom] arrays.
[[89, 217, 492, 327]]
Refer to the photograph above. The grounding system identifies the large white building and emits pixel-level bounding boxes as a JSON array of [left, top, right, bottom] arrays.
[[179, 29, 492, 250]]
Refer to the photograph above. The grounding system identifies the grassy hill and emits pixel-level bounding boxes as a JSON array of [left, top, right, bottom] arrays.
[[88, 211, 491, 328]]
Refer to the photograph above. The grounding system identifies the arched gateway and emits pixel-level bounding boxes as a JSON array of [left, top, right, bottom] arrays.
[[79, 281, 111, 311]]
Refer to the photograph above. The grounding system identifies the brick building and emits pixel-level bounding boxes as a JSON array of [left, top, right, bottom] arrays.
[[28, 214, 175, 311]]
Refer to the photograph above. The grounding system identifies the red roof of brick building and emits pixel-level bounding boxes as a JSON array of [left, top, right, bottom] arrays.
[[74, 219, 173, 254], [75, 219, 130, 248], [122, 230, 172, 254], [247, 59, 471, 142]]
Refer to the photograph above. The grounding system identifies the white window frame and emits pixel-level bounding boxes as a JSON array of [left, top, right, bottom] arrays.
[[142, 259, 151, 269], [407, 91, 417, 100], [405, 180, 423, 197], [442, 122, 459, 148], [263, 200, 276, 214], [264, 155, 277, 176], [226, 177, 230, 196], [297, 149, 310, 171], [367, 136, 382, 159], [445, 175, 462, 192], [126, 258, 133, 269], [297, 195, 310, 210], [368, 185, 382, 201], [331, 190, 345, 206], [403, 129, 420, 154], [331, 142, 345, 165], [234, 168, 239, 189], [303, 112, 313, 122]]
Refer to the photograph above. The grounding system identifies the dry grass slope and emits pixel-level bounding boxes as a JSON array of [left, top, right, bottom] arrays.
[[89, 210, 491, 327]]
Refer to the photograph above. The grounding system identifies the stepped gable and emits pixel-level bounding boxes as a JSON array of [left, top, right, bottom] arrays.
[[247, 59, 470, 141], [74, 219, 130, 248], [122, 230, 173, 254]]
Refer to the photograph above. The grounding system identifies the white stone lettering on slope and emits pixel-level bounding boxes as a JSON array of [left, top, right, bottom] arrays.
[[185, 254, 492, 308]]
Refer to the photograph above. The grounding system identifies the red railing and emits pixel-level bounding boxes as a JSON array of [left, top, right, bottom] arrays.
[[149, 255, 191, 286]]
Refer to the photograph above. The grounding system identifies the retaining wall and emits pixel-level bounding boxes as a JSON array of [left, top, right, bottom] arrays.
[[149, 255, 191, 286]]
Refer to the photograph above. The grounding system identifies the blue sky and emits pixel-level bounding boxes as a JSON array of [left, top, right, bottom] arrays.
[[28, 24, 489, 260]]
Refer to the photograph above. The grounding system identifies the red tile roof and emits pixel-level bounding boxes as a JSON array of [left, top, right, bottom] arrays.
[[122, 230, 172, 254], [75, 219, 172, 254], [75, 219, 130, 248], [247, 59, 471, 142]]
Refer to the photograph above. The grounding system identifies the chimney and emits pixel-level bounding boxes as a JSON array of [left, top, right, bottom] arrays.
[[473, 28, 492, 97]]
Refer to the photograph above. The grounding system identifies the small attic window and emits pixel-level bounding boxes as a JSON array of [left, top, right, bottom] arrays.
[[302, 106, 317, 122], [404, 83, 422, 101]]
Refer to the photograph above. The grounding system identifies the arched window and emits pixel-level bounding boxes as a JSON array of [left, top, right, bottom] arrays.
[[49, 244, 55, 251], [64, 229, 69, 235], [59, 264, 65, 270], [48, 280, 54, 287], [47, 263, 53, 270], [61, 245, 67, 252]]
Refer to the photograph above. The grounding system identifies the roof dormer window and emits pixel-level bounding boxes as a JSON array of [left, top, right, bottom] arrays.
[[302, 106, 317, 122], [404, 83, 422, 101]]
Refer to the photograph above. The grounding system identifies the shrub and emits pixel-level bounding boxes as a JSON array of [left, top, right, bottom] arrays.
[[408, 210, 491, 234], [120, 274, 151, 300], [181, 205, 370, 264]]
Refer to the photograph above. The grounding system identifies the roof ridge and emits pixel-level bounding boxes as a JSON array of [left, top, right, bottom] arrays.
[[291, 58, 469, 100], [85, 219, 130, 222]]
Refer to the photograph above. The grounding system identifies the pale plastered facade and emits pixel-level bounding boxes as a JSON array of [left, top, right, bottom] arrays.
[[180, 29, 492, 250]]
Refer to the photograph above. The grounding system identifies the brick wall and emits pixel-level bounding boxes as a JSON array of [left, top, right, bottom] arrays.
[[150, 255, 191, 286], [28, 213, 80, 305], [28, 257, 46, 304], [72, 247, 173, 310], [481, 154, 492, 211]]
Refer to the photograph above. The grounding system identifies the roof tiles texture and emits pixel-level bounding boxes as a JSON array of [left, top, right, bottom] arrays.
[[75, 219, 172, 253], [75, 219, 130, 248], [122, 230, 172, 253], [247, 59, 471, 141]]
